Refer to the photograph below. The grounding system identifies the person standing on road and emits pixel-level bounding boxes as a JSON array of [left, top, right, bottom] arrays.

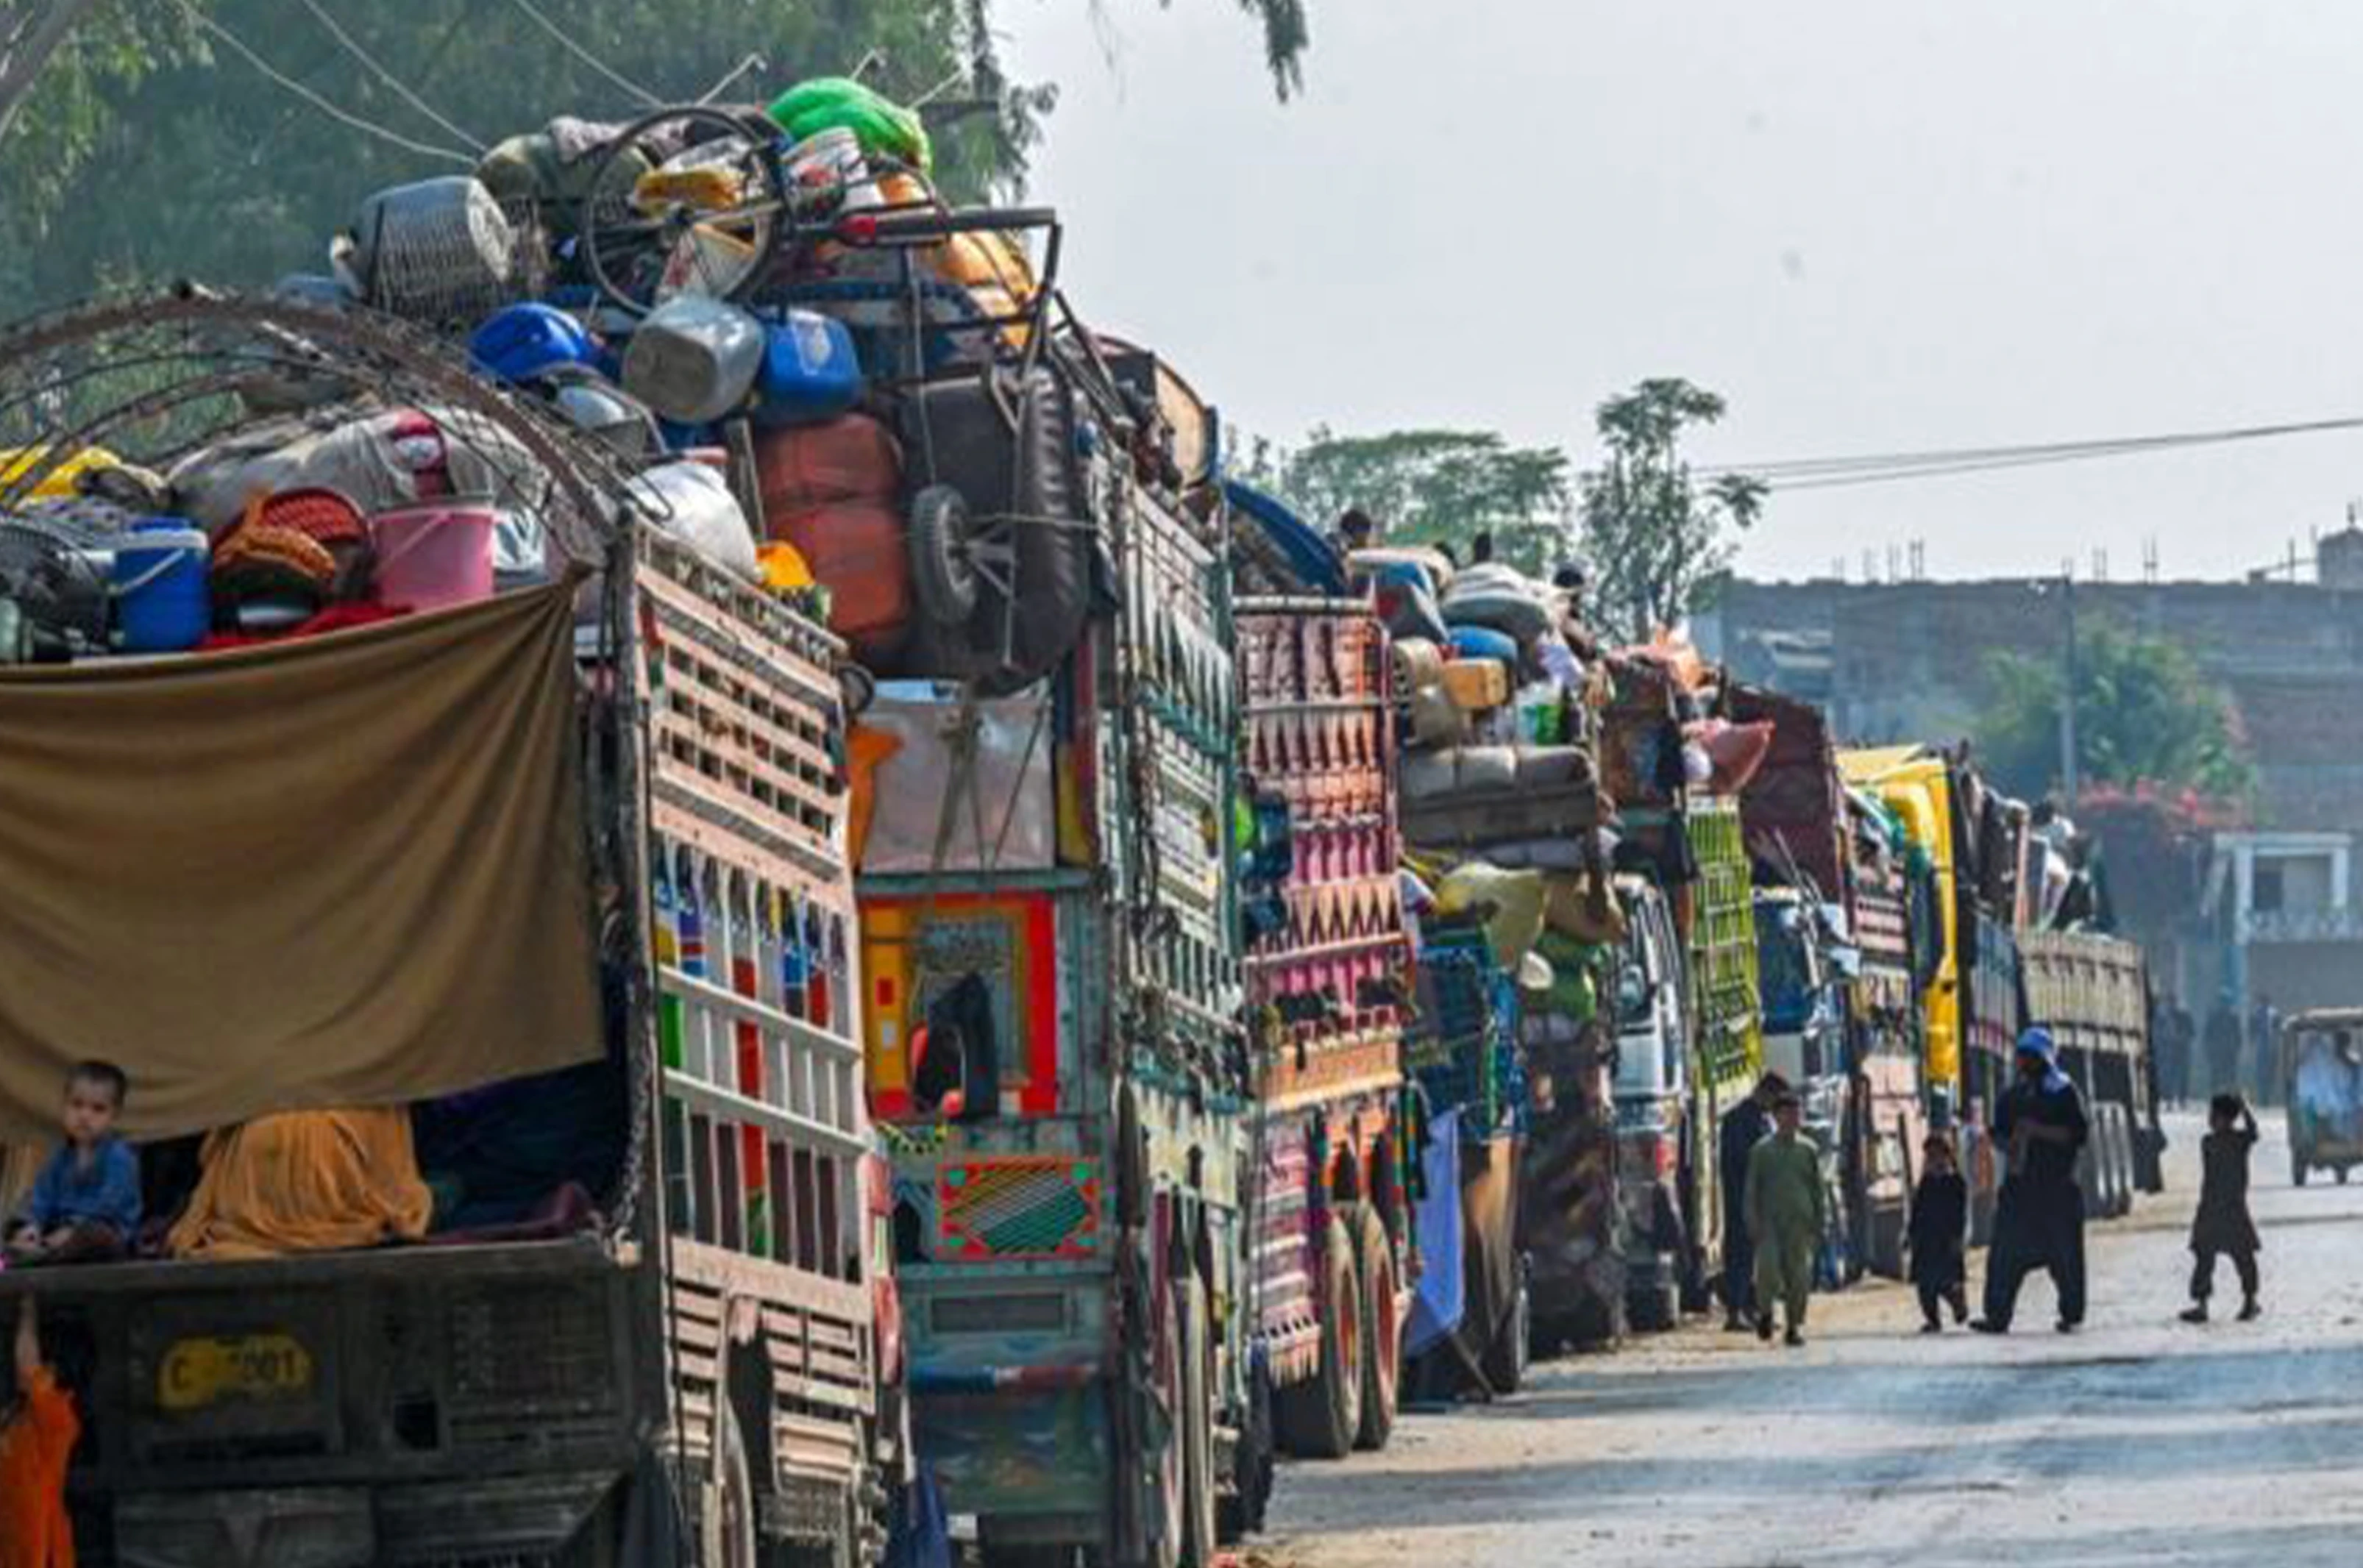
[[2181, 1093, 2262, 1325], [1972, 1027, 2091, 1336], [1719, 1072, 1787, 1332], [1908, 1132, 1969, 1333], [1744, 1089, 1823, 1347], [2158, 997, 2194, 1111], [2249, 993, 2281, 1106], [2205, 994, 2244, 1097]]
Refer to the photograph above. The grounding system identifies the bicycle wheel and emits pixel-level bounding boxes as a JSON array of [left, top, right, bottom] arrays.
[[580, 104, 790, 315]]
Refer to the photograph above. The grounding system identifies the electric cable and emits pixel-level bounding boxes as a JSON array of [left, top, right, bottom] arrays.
[[292, 0, 484, 152], [169, 0, 474, 166], [508, 0, 662, 108]]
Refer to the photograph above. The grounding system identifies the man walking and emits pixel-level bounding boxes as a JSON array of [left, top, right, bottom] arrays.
[[1972, 1027, 2091, 1335], [1718, 1072, 1786, 1332], [1744, 1089, 1823, 1347]]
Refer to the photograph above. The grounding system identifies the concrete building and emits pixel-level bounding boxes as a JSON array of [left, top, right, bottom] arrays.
[[1698, 563, 2363, 1040]]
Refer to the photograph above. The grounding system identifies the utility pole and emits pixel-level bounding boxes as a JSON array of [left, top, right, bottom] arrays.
[[2058, 566, 2080, 805]]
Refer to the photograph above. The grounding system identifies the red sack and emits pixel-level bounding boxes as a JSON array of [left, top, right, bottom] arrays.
[[777, 499, 912, 663]]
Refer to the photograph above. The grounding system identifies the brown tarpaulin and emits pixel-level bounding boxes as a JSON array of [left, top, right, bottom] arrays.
[[0, 583, 602, 1143]]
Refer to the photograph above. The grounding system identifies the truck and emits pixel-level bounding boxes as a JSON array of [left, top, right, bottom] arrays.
[[0, 292, 894, 1567], [1599, 655, 1763, 1327], [1234, 595, 1415, 1457], [1733, 686, 1925, 1279], [854, 335, 1259, 1566], [2019, 930, 2158, 1219]]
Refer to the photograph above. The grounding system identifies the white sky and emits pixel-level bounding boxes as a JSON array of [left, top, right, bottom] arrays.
[[1002, 0, 2363, 583]]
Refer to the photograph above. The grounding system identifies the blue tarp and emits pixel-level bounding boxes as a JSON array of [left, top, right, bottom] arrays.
[[1405, 1108, 1465, 1357], [1223, 478, 1345, 596]]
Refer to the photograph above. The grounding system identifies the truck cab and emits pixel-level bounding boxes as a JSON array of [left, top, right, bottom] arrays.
[[1610, 878, 1694, 1331]]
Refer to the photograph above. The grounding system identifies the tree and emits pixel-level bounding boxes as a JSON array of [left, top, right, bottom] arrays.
[[0, 1, 1311, 310], [1577, 377, 1765, 642], [1245, 427, 1574, 576], [1973, 618, 2256, 807]]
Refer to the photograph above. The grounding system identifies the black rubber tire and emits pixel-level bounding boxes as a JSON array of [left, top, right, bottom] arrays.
[[906, 481, 980, 628], [1479, 1260, 1532, 1395], [1216, 1357, 1274, 1544], [1349, 1205, 1401, 1453], [1274, 1214, 1362, 1460], [1177, 1275, 1218, 1568], [892, 367, 1093, 694]]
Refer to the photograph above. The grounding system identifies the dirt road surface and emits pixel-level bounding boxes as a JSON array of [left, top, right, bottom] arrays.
[[1264, 1110, 2363, 1567]]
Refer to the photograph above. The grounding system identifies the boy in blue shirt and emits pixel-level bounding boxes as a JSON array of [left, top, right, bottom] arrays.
[[6, 1061, 140, 1265]]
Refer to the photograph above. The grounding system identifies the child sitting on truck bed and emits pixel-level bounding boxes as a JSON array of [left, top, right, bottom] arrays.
[[4, 1060, 140, 1266], [0, 1293, 81, 1568]]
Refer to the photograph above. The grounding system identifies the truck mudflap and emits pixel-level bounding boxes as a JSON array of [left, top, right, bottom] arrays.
[[113, 1471, 619, 1568]]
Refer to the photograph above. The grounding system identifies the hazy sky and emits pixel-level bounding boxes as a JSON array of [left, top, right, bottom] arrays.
[[1003, 0, 2363, 584]]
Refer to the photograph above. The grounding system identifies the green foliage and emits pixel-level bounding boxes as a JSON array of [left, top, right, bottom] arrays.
[[1577, 377, 1765, 642], [1974, 618, 2256, 806], [0, 0, 1310, 313], [1243, 427, 1574, 576]]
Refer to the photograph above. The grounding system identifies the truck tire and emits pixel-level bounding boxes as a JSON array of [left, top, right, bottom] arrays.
[[1177, 1275, 1219, 1568], [1275, 1214, 1362, 1460], [1349, 1205, 1401, 1453], [1217, 1355, 1275, 1543], [1479, 1258, 1532, 1395], [689, 1405, 759, 1568], [1144, 1272, 1187, 1568]]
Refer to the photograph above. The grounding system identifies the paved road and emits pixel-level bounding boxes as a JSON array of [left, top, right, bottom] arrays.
[[1264, 1111, 2363, 1567]]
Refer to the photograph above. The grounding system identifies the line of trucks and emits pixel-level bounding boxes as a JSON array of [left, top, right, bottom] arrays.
[[0, 118, 2157, 1566]]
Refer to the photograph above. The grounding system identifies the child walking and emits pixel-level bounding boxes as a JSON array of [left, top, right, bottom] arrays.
[[2181, 1093, 2261, 1324], [1908, 1132, 1969, 1332], [0, 1293, 81, 1568]]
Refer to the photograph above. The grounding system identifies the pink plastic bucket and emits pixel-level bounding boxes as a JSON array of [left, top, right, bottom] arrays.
[[369, 499, 495, 613]]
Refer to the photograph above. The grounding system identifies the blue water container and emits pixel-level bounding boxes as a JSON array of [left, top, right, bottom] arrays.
[[469, 302, 597, 385], [113, 518, 212, 654], [753, 309, 861, 426]]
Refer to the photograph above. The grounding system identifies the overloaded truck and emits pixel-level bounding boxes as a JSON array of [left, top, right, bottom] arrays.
[[1599, 655, 1763, 1327], [1733, 685, 1926, 1279], [853, 333, 1262, 1565], [0, 295, 895, 1566], [2019, 930, 2158, 1218], [1234, 594, 1415, 1458]]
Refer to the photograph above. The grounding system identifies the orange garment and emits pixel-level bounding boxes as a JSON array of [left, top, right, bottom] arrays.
[[167, 1108, 433, 1261], [845, 724, 904, 869], [0, 1366, 79, 1568]]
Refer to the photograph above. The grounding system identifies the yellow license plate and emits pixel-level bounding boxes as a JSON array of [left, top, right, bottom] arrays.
[[158, 1332, 314, 1412]]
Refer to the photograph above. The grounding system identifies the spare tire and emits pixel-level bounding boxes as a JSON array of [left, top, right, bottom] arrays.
[[889, 366, 1095, 693]]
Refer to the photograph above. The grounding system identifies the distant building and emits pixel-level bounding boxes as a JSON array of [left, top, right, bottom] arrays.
[[1699, 573, 2363, 1038]]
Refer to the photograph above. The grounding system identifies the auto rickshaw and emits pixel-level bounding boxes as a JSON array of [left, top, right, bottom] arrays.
[[2281, 1008, 2363, 1185]]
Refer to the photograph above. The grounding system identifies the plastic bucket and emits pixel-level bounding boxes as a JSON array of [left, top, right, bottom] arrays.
[[369, 500, 496, 613], [111, 518, 211, 653]]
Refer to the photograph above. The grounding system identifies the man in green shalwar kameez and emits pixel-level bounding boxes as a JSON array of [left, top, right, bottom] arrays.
[[1744, 1091, 1823, 1347]]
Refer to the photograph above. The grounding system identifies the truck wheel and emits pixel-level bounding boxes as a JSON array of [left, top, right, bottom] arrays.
[[1217, 1356, 1275, 1543], [1479, 1259, 1531, 1395], [1177, 1275, 1219, 1568], [697, 1405, 759, 1568], [1275, 1214, 1362, 1460], [1349, 1205, 1401, 1453]]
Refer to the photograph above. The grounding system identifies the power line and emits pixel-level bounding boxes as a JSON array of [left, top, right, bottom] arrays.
[[171, 0, 474, 166], [1709, 412, 2363, 493], [508, 0, 662, 109], [292, 0, 484, 152]]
